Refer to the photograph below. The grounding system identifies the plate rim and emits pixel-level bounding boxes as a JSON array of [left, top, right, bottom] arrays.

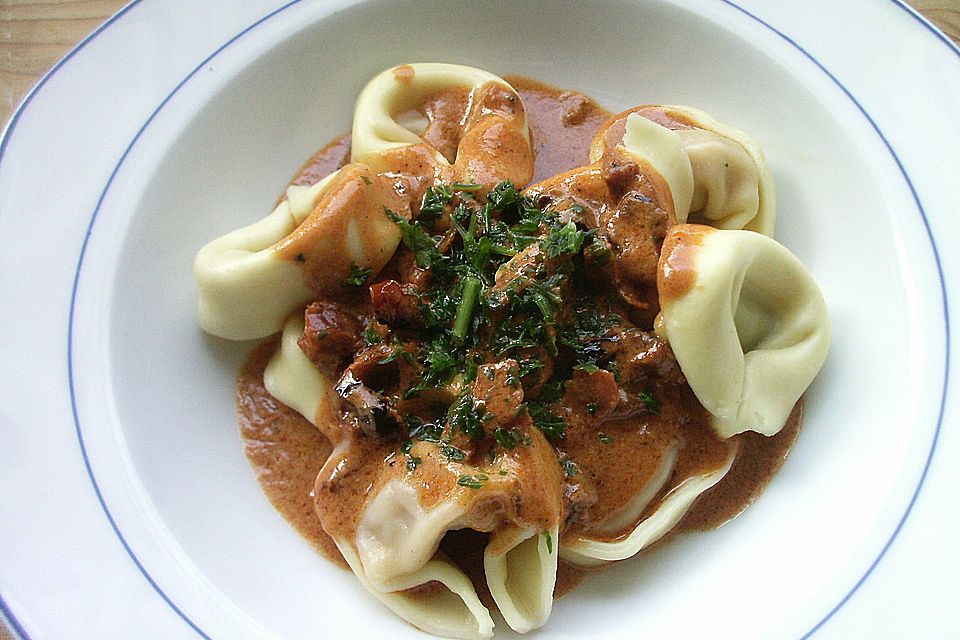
[[1, 1, 957, 638]]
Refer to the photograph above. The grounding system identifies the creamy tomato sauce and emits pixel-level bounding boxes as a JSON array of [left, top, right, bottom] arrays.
[[236, 76, 800, 602]]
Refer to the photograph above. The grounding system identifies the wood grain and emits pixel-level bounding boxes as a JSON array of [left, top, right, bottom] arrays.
[[912, 0, 960, 41], [2, 0, 958, 130], [0, 1, 957, 639], [1, 0, 126, 126]]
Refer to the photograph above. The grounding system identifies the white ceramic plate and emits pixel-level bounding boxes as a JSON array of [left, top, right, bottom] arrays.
[[1, 1, 958, 638]]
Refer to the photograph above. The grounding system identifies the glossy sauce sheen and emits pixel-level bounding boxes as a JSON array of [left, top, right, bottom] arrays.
[[236, 76, 799, 600]]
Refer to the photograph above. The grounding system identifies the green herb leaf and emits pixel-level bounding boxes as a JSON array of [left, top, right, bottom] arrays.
[[457, 474, 488, 489], [385, 207, 441, 269], [401, 439, 422, 471], [439, 443, 466, 462], [362, 326, 382, 345], [408, 417, 444, 442], [559, 458, 579, 477], [542, 221, 588, 258], [418, 185, 453, 223], [378, 337, 405, 364], [527, 402, 567, 439], [452, 276, 482, 343], [346, 262, 373, 287], [448, 393, 485, 440], [639, 390, 662, 413], [493, 427, 523, 450]]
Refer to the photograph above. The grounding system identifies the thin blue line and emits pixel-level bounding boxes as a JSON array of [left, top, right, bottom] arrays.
[[717, 2, 953, 637], [62, 1, 305, 638], [0, 1, 144, 173], [0, 3, 147, 636], [0, 1, 954, 639], [892, 0, 960, 56], [0, 597, 29, 640]]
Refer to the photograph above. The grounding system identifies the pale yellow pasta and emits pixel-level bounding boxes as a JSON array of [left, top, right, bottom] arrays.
[[618, 112, 695, 220], [560, 445, 737, 567], [663, 104, 776, 235], [344, 473, 558, 636], [262, 314, 332, 427], [680, 128, 761, 231], [484, 524, 559, 633], [194, 166, 406, 340], [592, 106, 775, 234], [657, 225, 830, 438], [193, 172, 338, 341], [351, 62, 528, 173], [337, 540, 495, 640], [355, 479, 467, 592], [195, 62, 828, 639]]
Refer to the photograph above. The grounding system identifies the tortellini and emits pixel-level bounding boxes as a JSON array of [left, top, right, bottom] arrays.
[[657, 224, 830, 438], [617, 112, 695, 221], [562, 444, 737, 566], [196, 62, 829, 640], [337, 540, 494, 640], [593, 105, 775, 234], [314, 426, 563, 637], [352, 62, 533, 189], [194, 166, 407, 340], [195, 63, 535, 341]]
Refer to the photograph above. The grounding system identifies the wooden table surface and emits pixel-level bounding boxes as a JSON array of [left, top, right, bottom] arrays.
[[0, 1, 958, 639]]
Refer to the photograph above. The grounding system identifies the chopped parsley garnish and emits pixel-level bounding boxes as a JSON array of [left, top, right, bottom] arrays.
[[401, 439, 422, 471], [527, 402, 567, 439], [439, 443, 466, 462], [598, 432, 613, 444], [362, 326, 382, 345], [493, 427, 525, 450], [418, 185, 453, 223], [586, 402, 600, 416], [385, 207, 441, 269], [638, 390, 662, 413], [447, 393, 485, 441], [346, 262, 372, 287], [407, 417, 443, 443], [377, 337, 406, 364], [542, 220, 588, 258], [451, 182, 483, 192], [586, 234, 613, 265], [543, 530, 553, 554], [559, 458, 579, 477], [457, 473, 488, 489], [452, 276, 481, 343], [378, 180, 628, 445]]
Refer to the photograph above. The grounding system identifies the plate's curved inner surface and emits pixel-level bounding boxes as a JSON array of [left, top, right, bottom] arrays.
[[58, 0, 948, 638]]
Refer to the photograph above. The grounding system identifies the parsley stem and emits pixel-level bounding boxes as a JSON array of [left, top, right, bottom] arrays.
[[452, 276, 481, 343], [533, 292, 555, 323], [467, 209, 478, 240]]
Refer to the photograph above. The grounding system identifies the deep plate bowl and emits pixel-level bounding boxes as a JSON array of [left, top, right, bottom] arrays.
[[2, 1, 958, 638]]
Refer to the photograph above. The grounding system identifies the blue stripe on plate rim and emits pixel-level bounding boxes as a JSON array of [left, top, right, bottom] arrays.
[[0, 1, 955, 638]]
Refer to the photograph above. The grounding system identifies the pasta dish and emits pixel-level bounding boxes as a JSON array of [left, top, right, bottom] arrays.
[[193, 63, 830, 638]]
